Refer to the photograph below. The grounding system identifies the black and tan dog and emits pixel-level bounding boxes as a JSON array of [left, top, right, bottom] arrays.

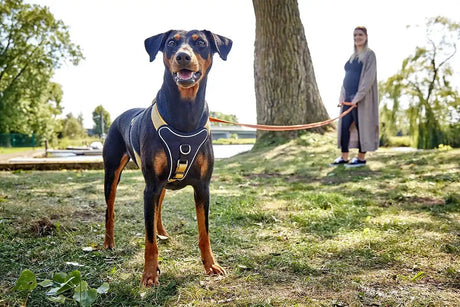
[[102, 30, 232, 287]]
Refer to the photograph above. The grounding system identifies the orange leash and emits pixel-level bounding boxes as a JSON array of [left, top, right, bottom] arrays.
[[209, 102, 356, 131]]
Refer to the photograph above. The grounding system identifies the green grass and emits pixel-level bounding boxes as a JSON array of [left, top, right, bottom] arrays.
[[0, 147, 44, 155], [52, 137, 103, 149], [213, 138, 255, 145], [0, 132, 459, 306], [0, 136, 103, 154]]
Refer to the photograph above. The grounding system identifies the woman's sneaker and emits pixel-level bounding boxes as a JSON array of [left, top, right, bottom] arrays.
[[330, 157, 349, 166], [345, 157, 366, 167]]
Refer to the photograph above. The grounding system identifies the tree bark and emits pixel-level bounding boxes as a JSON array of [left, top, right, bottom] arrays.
[[253, 0, 330, 141]]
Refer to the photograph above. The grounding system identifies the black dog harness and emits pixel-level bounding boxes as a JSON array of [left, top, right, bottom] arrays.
[[130, 102, 210, 183]]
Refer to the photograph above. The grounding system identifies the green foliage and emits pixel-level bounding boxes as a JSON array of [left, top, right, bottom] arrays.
[[13, 269, 37, 292], [51, 136, 101, 149], [0, 0, 83, 140], [11, 269, 37, 307], [386, 136, 412, 147], [73, 281, 97, 307], [379, 16, 460, 149], [61, 113, 88, 139], [13, 269, 108, 306], [92, 105, 111, 137], [209, 111, 238, 126]]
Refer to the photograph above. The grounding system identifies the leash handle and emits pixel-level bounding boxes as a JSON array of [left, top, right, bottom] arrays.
[[209, 102, 356, 131]]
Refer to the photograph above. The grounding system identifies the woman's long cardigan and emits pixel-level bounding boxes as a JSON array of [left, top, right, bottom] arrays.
[[338, 49, 379, 152]]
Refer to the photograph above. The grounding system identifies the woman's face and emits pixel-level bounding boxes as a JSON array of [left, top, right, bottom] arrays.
[[354, 29, 367, 48]]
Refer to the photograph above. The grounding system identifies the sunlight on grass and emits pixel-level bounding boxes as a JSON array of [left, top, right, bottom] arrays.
[[1, 133, 459, 306]]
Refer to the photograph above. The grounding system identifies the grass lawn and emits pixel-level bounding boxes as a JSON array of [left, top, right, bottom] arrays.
[[0, 147, 44, 155], [0, 132, 459, 306]]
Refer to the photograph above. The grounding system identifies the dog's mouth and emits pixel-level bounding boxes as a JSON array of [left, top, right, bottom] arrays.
[[174, 69, 202, 87]]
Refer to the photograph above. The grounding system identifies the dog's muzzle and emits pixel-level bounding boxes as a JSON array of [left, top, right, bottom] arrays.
[[174, 69, 202, 87]]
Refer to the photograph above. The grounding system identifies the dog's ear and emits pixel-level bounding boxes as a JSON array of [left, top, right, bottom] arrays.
[[144, 30, 172, 62], [203, 30, 233, 61]]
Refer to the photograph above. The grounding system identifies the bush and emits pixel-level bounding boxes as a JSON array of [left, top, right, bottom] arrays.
[[382, 136, 412, 147], [53, 137, 103, 149]]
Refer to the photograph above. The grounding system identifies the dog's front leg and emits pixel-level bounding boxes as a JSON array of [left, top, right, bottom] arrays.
[[156, 188, 169, 238], [194, 183, 226, 276], [141, 183, 162, 287]]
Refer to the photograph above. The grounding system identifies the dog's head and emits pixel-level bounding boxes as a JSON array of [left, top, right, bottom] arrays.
[[145, 30, 232, 96]]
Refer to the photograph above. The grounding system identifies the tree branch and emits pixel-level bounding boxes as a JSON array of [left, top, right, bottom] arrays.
[[438, 44, 457, 68], [5, 41, 46, 91]]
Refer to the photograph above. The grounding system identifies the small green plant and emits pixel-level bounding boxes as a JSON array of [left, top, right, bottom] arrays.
[[11, 269, 36, 306], [410, 271, 426, 282], [437, 144, 453, 151], [13, 269, 109, 306]]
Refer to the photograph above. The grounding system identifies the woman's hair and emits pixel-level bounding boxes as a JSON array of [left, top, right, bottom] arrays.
[[349, 26, 369, 63]]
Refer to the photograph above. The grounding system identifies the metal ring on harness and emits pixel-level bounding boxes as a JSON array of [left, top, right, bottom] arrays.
[[180, 144, 192, 155]]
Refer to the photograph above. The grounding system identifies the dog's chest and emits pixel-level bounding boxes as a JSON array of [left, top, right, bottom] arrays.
[[129, 103, 210, 183]]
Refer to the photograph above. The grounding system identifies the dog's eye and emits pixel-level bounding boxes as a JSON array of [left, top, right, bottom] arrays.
[[167, 40, 176, 47], [196, 39, 206, 47]]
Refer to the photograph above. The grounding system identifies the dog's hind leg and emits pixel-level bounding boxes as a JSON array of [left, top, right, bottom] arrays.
[[194, 183, 226, 276], [103, 128, 130, 250]]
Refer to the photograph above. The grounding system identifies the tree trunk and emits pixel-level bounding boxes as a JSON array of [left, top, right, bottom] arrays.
[[253, 0, 330, 142]]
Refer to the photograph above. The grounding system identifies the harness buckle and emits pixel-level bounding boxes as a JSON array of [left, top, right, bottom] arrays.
[[172, 160, 188, 180]]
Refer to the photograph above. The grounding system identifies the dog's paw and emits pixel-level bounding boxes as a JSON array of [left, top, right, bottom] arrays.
[[206, 263, 226, 276], [141, 268, 160, 287], [103, 239, 115, 250], [157, 234, 169, 241], [157, 226, 169, 238], [141, 275, 159, 287]]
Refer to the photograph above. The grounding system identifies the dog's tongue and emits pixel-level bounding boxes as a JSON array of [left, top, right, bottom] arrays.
[[179, 70, 193, 80]]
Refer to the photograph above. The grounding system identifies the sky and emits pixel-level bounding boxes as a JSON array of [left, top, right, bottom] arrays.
[[27, 0, 460, 128]]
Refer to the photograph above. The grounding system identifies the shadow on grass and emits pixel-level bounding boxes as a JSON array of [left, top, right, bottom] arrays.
[[2, 137, 459, 305]]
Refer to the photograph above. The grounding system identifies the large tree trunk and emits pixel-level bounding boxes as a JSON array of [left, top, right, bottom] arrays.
[[253, 0, 330, 142]]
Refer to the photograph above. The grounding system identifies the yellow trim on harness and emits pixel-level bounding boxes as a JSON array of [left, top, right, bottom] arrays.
[[151, 100, 211, 134], [205, 118, 210, 134], [151, 102, 168, 130], [134, 151, 142, 169], [129, 116, 144, 169]]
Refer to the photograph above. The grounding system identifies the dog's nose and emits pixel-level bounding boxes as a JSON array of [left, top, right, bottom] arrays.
[[175, 52, 191, 65]]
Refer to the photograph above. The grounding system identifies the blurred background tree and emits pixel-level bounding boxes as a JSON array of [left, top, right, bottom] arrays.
[[92, 105, 111, 138], [209, 111, 238, 126], [61, 113, 87, 139], [0, 0, 83, 142], [380, 16, 460, 149]]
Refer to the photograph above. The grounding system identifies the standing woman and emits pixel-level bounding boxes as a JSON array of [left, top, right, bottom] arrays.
[[331, 26, 379, 167]]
